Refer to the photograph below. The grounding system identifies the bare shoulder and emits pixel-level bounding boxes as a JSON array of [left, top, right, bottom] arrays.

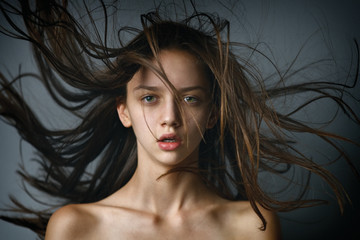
[[45, 203, 100, 240], [219, 201, 281, 240]]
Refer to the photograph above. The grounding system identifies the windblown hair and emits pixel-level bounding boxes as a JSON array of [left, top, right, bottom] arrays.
[[0, 0, 359, 238]]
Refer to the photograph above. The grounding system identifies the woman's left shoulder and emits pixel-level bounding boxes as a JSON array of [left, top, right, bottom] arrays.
[[218, 201, 281, 240]]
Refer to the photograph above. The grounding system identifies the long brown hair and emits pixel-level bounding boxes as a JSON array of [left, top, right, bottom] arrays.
[[0, 0, 359, 238]]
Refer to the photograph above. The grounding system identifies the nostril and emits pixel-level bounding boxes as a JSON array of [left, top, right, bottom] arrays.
[[161, 102, 182, 127]]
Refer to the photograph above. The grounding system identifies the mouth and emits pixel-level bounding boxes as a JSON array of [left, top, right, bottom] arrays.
[[158, 134, 181, 142], [157, 134, 181, 150], [161, 138, 177, 142]]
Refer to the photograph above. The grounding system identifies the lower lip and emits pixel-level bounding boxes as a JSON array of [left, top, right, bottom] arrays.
[[158, 141, 181, 151]]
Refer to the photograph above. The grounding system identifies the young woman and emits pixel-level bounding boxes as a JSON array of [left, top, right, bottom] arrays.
[[0, 0, 359, 239], [44, 47, 281, 239]]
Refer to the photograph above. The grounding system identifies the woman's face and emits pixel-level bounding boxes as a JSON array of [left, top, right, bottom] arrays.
[[117, 49, 216, 168]]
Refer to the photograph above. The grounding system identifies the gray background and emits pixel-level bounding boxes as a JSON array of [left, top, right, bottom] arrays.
[[1, 0, 360, 239]]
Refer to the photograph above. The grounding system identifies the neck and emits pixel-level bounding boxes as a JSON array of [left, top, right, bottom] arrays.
[[119, 158, 214, 217]]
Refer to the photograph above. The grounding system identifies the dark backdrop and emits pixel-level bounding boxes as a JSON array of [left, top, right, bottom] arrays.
[[1, 0, 359, 239]]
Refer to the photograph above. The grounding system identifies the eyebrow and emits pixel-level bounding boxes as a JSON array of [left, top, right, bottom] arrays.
[[133, 85, 208, 93]]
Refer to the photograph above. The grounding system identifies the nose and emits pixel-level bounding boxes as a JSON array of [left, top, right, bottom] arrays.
[[160, 98, 181, 128]]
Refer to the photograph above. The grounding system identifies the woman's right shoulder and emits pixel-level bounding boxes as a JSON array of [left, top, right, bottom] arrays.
[[45, 203, 100, 240]]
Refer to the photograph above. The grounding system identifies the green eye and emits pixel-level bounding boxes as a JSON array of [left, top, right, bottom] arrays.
[[184, 96, 198, 103], [142, 95, 156, 103]]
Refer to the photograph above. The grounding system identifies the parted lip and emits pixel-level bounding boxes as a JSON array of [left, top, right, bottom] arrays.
[[158, 133, 181, 142]]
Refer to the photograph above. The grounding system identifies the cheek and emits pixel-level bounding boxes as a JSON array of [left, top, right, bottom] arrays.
[[186, 110, 210, 134], [131, 108, 158, 133]]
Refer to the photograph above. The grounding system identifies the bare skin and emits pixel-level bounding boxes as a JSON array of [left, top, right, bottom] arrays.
[[45, 50, 281, 240]]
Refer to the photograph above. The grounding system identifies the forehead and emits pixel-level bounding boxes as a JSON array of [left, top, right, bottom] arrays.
[[127, 49, 209, 91]]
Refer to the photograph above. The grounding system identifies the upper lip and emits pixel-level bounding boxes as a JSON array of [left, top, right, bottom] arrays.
[[158, 133, 181, 142]]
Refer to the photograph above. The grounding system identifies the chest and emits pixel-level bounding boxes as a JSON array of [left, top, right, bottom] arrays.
[[90, 210, 231, 240]]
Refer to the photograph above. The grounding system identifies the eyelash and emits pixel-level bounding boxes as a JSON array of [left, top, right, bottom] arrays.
[[141, 95, 199, 105], [141, 95, 157, 104], [183, 96, 198, 104]]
